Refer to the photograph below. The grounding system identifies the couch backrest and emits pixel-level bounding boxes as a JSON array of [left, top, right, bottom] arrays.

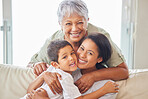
[[0, 64, 35, 99]]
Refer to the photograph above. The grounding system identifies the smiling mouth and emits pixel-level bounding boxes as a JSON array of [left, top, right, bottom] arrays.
[[70, 32, 81, 37], [69, 62, 76, 67], [78, 59, 87, 64]]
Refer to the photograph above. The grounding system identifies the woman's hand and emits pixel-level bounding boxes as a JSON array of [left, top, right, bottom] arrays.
[[43, 71, 63, 94], [26, 89, 50, 99], [33, 62, 49, 76], [75, 73, 95, 94]]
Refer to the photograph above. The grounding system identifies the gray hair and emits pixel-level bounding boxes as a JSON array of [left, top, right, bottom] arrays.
[[57, 0, 89, 23]]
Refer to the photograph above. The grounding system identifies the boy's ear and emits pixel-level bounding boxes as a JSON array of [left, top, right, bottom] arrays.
[[97, 57, 103, 63], [50, 61, 59, 68]]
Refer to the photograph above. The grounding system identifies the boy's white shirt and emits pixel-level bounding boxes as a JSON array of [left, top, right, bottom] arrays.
[[20, 66, 81, 99], [40, 66, 81, 99]]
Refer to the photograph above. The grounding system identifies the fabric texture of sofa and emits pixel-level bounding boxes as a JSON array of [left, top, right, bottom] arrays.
[[0, 64, 148, 99]]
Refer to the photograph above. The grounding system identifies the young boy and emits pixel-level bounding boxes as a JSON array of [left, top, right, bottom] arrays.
[[21, 40, 118, 99]]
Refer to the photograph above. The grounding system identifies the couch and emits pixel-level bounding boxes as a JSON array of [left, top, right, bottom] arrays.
[[0, 64, 148, 99]]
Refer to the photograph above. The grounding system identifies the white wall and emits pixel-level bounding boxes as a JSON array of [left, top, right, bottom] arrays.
[[134, 0, 148, 69], [11, 0, 122, 66]]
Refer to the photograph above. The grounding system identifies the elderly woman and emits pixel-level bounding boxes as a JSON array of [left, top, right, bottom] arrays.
[[28, 0, 129, 94]]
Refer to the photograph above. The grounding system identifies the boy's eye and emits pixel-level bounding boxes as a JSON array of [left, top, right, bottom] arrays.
[[71, 51, 75, 55], [62, 56, 67, 59]]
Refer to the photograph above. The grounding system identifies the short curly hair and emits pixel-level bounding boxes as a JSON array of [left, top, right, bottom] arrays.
[[47, 40, 73, 63]]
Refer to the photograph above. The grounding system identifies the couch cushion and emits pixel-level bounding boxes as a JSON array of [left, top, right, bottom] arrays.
[[0, 64, 35, 99], [116, 69, 148, 99], [1, 64, 148, 99]]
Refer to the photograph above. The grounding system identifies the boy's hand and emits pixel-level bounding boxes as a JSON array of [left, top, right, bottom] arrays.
[[103, 81, 119, 94], [33, 62, 49, 76]]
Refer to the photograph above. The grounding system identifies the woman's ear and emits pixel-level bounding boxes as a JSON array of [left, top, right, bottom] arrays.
[[50, 61, 60, 69], [97, 57, 103, 63]]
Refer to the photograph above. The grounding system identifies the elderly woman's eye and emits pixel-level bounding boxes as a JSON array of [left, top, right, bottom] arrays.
[[65, 23, 71, 25], [78, 22, 83, 24]]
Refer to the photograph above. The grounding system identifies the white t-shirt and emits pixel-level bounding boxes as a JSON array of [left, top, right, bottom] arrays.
[[72, 69, 117, 99], [21, 66, 81, 99]]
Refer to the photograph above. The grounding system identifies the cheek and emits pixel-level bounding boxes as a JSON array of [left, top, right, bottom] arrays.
[[59, 60, 67, 66], [79, 25, 86, 31], [63, 26, 70, 33], [76, 50, 81, 56], [88, 56, 98, 64], [82, 21, 88, 29]]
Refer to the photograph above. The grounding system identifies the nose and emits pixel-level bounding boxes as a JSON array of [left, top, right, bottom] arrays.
[[71, 24, 78, 31], [69, 55, 74, 61], [79, 51, 86, 58]]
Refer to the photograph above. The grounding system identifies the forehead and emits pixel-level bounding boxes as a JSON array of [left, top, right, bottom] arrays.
[[82, 39, 98, 52], [58, 45, 73, 55], [62, 13, 85, 22]]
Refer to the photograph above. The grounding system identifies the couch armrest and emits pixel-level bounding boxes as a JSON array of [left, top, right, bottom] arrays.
[[0, 64, 35, 99]]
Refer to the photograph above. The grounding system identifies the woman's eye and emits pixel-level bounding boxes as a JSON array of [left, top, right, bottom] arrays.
[[88, 52, 93, 55], [65, 23, 71, 25], [78, 22, 83, 24], [80, 47, 84, 51]]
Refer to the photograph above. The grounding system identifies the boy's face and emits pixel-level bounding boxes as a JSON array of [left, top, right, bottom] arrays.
[[57, 45, 77, 73]]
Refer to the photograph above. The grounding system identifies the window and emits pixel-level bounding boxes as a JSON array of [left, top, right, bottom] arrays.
[[0, 0, 3, 63]]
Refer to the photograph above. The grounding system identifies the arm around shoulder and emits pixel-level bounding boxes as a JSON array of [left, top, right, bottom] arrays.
[[92, 62, 129, 82]]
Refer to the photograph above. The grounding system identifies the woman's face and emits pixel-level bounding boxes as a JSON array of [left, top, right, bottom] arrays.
[[61, 13, 88, 43], [77, 39, 102, 69]]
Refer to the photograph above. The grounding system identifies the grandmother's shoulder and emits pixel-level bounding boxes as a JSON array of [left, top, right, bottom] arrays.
[[47, 30, 64, 41], [88, 23, 109, 35]]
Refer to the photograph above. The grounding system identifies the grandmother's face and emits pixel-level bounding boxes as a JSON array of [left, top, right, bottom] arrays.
[[61, 13, 88, 43]]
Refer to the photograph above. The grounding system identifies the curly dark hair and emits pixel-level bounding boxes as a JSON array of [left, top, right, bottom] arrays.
[[47, 40, 73, 63]]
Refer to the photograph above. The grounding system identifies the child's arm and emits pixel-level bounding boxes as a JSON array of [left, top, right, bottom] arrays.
[[27, 72, 45, 93], [76, 81, 119, 99]]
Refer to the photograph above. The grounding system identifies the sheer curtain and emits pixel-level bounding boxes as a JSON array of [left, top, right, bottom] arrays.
[[12, 0, 122, 66], [0, 0, 3, 63]]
